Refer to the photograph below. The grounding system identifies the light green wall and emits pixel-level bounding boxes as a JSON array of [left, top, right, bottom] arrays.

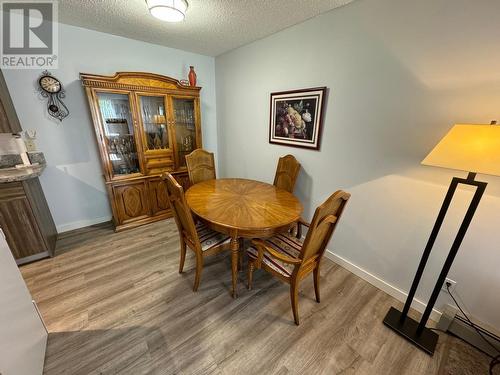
[[216, 0, 500, 330]]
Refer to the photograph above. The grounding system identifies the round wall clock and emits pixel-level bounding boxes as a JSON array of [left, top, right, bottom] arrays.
[[37, 71, 69, 121]]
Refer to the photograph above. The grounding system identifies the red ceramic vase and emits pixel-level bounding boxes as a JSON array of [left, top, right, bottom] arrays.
[[188, 66, 197, 87]]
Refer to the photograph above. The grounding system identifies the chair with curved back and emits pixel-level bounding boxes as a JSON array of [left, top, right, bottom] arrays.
[[185, 149, 216, 185], [162, 172, 230, 291], [273, 154, 301, 193], [247, 190, 351, 325]]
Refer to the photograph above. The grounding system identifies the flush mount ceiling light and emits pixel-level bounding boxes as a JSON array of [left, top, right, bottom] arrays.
[[146, 0, 188, 22]]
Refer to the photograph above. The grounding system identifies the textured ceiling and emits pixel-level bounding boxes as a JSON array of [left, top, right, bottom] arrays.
[[58, 0, 355, 56]]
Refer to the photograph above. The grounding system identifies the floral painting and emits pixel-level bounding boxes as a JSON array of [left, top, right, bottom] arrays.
[[269, 87, 326, 150]]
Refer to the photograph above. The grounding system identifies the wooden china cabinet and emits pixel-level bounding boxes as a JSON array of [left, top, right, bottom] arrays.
[[80, 72, 202, 231]]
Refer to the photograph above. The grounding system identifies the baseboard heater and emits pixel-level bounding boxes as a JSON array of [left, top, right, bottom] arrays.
[[437, 305, 500, 357]]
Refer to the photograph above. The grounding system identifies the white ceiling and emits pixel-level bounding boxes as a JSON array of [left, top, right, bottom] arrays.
[[58, 0, 355, 56]]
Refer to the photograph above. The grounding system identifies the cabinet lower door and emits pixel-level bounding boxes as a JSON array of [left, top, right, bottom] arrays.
[[0, 196, 47, 260], [148, 178, 170, 216], [112, 181, 150, 225], [172, 172, 191, 192]]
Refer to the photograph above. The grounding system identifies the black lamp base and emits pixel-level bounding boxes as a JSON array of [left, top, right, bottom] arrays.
[[383, 307, 439, 355], [383, 172, 487, 356]]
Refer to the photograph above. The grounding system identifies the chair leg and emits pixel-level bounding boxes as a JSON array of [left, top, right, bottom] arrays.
[[296, 222, 302, 239], [179, 240, 186, 274], [238, 239, 244, 271], [313, 265, 321, 303], [193, 253, 203, 292], [290, 279, 300, 325], [247, 261, 254, 290]]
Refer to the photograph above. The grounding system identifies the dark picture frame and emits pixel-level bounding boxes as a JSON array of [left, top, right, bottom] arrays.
[[269, 87, 327, 150]]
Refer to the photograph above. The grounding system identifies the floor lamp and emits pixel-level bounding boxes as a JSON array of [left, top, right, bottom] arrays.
[[383, 123, 500, 355]]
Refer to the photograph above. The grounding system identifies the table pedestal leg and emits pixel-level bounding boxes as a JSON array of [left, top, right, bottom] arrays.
[[230, 236, 239, 298]]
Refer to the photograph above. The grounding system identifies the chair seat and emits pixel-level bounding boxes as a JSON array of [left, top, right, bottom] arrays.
[[196, 222, 230, 251], [247, 233, 303, 277]]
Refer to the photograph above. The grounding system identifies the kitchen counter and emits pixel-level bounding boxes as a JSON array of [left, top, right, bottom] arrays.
[[0, 164, 46, 183]]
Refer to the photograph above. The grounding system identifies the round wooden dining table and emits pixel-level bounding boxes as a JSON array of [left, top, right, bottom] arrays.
[[185, 178, 303, 297]]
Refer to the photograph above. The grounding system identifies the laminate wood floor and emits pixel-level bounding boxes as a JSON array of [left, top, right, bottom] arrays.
[[20, 219, 490, 375]]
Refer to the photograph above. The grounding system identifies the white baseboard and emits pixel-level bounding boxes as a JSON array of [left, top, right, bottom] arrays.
[[56, 216, 112, 234], [325, 249, 442, 322]]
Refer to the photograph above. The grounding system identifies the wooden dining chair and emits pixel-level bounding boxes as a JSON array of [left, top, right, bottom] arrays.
[[162, 172, 230, 291], [185, 149, 216, 185], [273, 154, 301, 193], [246, 190, 350, 325]]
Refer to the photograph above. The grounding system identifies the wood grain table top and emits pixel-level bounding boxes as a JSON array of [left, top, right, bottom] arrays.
[[185, 178, 303, 235]]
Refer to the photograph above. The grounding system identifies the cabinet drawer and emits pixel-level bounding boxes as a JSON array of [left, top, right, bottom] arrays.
[[145, 159, 174, 176]]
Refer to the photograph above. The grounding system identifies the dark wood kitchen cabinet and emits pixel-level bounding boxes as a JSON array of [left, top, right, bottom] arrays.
[[0, 178, 57, 264], [0, 69, 22, 134]]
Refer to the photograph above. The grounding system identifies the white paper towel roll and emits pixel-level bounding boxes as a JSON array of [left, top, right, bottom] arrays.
[[0, 134, 26, 155]]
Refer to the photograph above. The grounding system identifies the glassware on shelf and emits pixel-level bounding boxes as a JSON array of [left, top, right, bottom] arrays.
[[139, 96, 169, 151], [97, 92, 140, 176], [182, 135, 193, 151], [173, 98, 196, 167]]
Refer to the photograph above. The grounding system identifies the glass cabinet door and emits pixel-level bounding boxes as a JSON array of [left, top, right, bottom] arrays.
[[96, 92, 140, 177], [172, 98, 197, 168], [138, 95, 170, 152]]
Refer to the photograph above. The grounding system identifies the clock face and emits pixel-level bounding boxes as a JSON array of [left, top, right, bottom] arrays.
[[39, 75, 61, 93]]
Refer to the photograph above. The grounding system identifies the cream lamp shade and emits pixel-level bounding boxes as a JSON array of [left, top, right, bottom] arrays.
[[422, 124, 500, 177]]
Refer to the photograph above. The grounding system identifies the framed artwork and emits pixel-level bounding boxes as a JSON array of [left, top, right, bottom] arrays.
[[269, 87, 327, 150]]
